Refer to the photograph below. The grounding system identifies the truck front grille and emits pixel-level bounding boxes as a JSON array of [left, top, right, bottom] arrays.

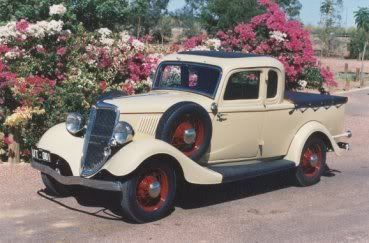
[[80, 102, 118, 177]]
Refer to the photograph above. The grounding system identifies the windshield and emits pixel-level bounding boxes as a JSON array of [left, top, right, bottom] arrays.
[[153, 62, 222, 98]]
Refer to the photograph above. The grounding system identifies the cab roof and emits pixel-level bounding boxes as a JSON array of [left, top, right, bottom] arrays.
[[161, 51, 285, 72]]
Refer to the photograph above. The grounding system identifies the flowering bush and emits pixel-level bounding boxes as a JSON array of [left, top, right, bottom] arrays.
[[182, 0, 337, 89], [0, 1, 335, 161], [0, 4, 171, 161]]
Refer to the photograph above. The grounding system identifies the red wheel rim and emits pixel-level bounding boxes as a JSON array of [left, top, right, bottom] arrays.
[[136, 168, 169, 212], [170, 115, 205, 157], [301, 144, 323, 178]]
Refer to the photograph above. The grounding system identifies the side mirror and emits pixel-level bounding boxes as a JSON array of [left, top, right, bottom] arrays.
[[211, 102, 218, 114]]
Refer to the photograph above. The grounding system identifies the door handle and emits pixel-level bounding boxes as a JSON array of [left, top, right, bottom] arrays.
[[216, 113, 227, 122]]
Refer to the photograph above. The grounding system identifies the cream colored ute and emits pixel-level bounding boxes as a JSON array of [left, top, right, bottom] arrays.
[[31, 51, 351, 223]]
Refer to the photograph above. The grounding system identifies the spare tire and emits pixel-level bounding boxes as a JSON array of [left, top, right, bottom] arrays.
[[156, 102, 212, 161]]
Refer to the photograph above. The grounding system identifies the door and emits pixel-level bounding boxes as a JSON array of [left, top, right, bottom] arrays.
[[208, 69, 266, 162]]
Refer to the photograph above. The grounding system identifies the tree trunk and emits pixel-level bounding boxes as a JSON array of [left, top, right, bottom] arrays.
[[360, 41, 367, 87], [137, 16, 141, 38], [8, 132, 20, 164]]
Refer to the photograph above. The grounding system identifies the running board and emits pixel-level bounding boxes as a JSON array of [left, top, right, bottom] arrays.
[[207, 160, 296, 183]]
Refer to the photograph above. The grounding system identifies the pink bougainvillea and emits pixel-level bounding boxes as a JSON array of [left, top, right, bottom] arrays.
[[13, 75, 56, 106], [182, 34, 208, 50], [182, 0, 337, 88], [15, 19, 30, 33]]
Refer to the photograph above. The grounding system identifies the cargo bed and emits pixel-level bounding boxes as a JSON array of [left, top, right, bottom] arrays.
[[285, 91, 348, 109]]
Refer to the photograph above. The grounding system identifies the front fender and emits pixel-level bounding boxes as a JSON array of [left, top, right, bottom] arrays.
[[37, 123, 84, 176], [103, 139, 223, 185], [284, 121, 341, 165]]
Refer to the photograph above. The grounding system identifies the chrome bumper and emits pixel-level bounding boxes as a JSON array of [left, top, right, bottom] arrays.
[[31, 160, 122, 192]]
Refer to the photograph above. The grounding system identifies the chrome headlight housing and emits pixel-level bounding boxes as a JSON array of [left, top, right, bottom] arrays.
[[66, 113, 84, 135], [112, 121, 134, 145]]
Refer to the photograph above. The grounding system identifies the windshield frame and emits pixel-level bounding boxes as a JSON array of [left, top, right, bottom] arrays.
[[152, 61, 223, 99]]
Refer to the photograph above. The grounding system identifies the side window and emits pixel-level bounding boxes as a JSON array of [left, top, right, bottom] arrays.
[[224, 71, 260, 100], [267, 70, 278, 98]]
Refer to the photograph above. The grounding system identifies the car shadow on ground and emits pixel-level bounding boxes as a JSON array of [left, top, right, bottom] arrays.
[[176, 171, 293, 209], [37, 168, 341, 221]]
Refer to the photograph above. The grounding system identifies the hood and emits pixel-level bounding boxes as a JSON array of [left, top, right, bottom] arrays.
[[104, 90, 214, 114]]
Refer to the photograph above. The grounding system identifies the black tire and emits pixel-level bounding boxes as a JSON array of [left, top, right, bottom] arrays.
[[119, 160, 177, 223], [41, 173, 71, 197], [294, 137, 327, 187], [156, 102, 212, 161]]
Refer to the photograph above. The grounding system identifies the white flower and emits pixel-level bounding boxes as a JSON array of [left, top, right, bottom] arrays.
[[26, 20, 64, 38], [132, 39, 144, 51], [298, 80, 308, 88], [98, 28, 112, 37], [120, 31, 131, 43], [46, 20, 64, 35], [49, 4, 67, 16], [205, 38, 221, 50], [190, 45, 210, 51], [270, 31, 287, 42], [5, 51, 18, 59], [100, 37, 115, 46]]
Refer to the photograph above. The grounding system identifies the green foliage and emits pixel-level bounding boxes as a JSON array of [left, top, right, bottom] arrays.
[[354, 7, 369, 33], [200, 0, 264, 33], [129, 0, 170, 37], [301, 67, 325, 89], [318, 0, 343, 57], [348, 29, 369, 60], [278, 0, 302, 19], [181, 0, 301, 34], [72, 0, 130, 31], [0, 0, 131, 32]]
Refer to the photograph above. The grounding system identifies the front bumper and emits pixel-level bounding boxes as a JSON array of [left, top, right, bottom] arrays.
[[31, 160, 122, 192]]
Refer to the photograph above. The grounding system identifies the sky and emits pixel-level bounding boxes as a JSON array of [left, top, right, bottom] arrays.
[[167, 0, 369, 27]]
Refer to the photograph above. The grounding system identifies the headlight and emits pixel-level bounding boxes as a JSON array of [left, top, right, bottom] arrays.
[[66, 113, 84, 135], [112, 121, 134, 145]]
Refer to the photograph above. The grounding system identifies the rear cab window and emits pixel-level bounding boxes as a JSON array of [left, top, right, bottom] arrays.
[[224, 70, 261, 100]]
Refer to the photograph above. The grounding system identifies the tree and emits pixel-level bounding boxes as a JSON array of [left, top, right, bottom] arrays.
[[0, 0, 130, 32], [71, 0, 130, 31], [129, 0, 170, 38], [278, 0, 302, 19], [172, 5, 203, 38], [152, 16, 173, 44], [182, 0, 301, 34], [354, 7, 369, 83], [318, 0, 343, 56]]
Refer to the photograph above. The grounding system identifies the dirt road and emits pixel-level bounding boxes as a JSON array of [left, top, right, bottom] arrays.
[[0, 89, 368, 242]]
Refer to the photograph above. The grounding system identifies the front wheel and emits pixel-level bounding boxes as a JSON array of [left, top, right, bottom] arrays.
[[294, 137, 327, 187], [119, 160, 177, 223]]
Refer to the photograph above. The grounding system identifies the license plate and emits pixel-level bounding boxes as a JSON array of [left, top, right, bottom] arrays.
[[32, 148, 51, 163]]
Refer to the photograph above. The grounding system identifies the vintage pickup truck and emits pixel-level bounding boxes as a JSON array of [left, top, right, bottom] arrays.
[[31, 51, 351, 223]]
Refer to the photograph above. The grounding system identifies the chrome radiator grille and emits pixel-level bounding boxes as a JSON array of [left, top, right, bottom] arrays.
[[81, 102, 118, 177]]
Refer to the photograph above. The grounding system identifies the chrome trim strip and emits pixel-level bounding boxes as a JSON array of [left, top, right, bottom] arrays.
[[333, 130, 352, 139]]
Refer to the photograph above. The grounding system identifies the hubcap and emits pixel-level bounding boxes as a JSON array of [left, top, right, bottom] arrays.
[[301, 144, 323, 178], [149, 181, 161, 198], [183, 128, 196, 144], [309, 154, 319, 167], [171, 116, 205, 157], [136, 169, 169, 212]]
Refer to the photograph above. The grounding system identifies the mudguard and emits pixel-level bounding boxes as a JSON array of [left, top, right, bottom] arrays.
[[103, 139, 222, 184], [37, 123, 222, 185], [284, 121, 341, 165]]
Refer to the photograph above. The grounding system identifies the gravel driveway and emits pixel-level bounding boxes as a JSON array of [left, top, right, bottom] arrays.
[[0, 89, 368, 242]]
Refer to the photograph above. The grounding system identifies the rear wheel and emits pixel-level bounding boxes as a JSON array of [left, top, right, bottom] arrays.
[[119, 160, 176, 223], [294, 137, 327, 187]]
